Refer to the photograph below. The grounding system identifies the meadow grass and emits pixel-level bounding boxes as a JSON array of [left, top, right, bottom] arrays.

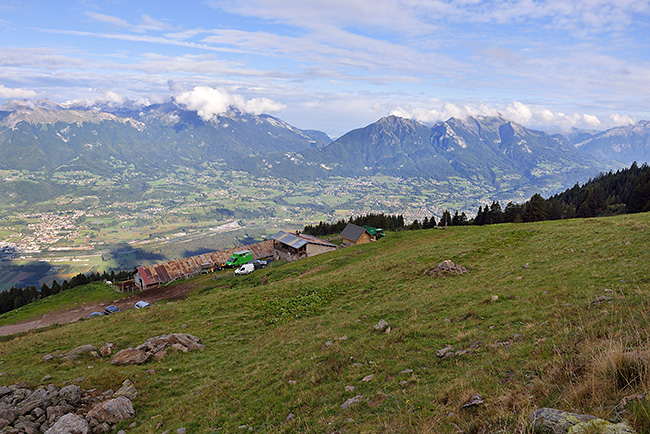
[[0, 213, 648, 433]]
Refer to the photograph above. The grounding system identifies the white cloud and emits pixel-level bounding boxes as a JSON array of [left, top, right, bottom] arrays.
[[207, 0, 432, 34], [63, 90, 152, 110], [208, 0, 650, 37], [0, 85, 37, 99], [388, 100, 636, 130], [609, 113, 636, 126], [85, 12, 170, 33], [174, 86, 285, 120]]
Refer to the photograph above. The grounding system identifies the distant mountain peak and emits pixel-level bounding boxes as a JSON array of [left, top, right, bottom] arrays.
[[573, 120, 650, 164], [1, 98, 62, 112]]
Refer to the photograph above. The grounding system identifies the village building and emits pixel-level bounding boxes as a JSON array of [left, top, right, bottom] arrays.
[[271, 231, 337, 261], [340, 223, 372, 246]]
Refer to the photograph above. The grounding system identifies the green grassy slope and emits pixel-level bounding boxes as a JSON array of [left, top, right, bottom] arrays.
[[0, 213, 649, 433], [0, 282, 131, 327]]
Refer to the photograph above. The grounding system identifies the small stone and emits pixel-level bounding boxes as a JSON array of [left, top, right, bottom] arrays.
[[345, 385, 355, 392], [64, 344, 97, 358], [522, 263, 529, 269], [400, 380, 408, 386], [288, 380, 297, 385], [171, 343, 189, 352], [469, 341, 483, 350], [436, 345, 454, 358], [461, 393, 484, 408], [385, 326, 391, 334], [238, 425, 248, 430], [286, 413, 295, 421], [341, 395, 363, 410], [592, 296, 613, 304], [338, 336, 348, 341], [374, 319, 389, 331], [177, 428, 187, 434], [111, 348, 151, 365], [99, 343, 114, 357], [361, 374, 374, 382], [86, 396, 135, 425], [401, 369, 413, 374], [325, 341, 334, 348], [113, 379, 138, 400], [181, 324, 188, 328], [490, 295, 499, 302], [41, 375, 52, 382], [59, 384, 82, 405], [44, 413, 89, 434]]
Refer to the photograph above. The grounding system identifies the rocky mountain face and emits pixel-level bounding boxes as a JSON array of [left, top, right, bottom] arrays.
[[251, 115, 612, 195], [0, 99, 331, 174], [573, 121, 650, 165]]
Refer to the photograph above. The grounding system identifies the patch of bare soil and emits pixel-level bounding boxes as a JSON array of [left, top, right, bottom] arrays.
[[0, 281, 197, 337]]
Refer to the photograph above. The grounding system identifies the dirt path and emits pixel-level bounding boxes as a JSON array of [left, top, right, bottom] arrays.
[[0, 281, 197, 337]]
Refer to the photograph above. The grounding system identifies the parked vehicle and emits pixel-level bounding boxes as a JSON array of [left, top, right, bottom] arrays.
[[249, 259, 270, 270], [225, 250, 253, 267], [134, 300, 151, 309], [103, 305, 121, 315], [89, 312, 104, 318], [234, 263, 255, 275], [364, 226, 385, 240]]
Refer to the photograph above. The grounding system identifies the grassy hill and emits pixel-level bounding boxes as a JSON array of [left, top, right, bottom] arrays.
[[0, 213, 649, 433]]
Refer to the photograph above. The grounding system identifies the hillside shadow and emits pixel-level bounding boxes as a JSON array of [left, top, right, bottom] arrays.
[[182, 247, 215, 257], [0, 261, 52, 291]]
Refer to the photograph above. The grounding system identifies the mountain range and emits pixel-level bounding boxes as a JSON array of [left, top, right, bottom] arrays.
[[0, 99, 330, 175], [1, 99, 649, 199]]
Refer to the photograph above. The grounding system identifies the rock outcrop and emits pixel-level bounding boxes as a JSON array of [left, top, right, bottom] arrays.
[[0, 382, 136, 434], [111, 333, 204, 366], [429, 260, 469, 276], [529, 408, 635, 434]]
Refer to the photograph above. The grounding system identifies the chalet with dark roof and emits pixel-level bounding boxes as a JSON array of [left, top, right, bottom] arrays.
[[340, 223, 372, 246]]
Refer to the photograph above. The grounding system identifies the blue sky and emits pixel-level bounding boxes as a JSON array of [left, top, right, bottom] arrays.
[[1, 0, 649, 137]]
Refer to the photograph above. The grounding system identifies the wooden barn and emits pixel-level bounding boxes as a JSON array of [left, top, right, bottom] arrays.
[[271, 231, 337, 262], [133, 240, 274, 290], [340, 223, 372, 246]]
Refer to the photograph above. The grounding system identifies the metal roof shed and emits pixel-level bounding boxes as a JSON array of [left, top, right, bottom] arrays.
[[271, 231, 336, 261]]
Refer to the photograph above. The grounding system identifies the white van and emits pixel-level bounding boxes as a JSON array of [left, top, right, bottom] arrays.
[[234, 263, 255, 275]]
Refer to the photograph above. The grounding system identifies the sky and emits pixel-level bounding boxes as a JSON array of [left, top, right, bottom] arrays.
[[1, 0, 649, 137]]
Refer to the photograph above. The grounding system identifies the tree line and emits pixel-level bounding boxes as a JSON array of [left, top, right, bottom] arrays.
[[304, 162, 650, 235], [470, 162, 650, 225], [0, 269, 132, 315], [303, 213, 406, 236]]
